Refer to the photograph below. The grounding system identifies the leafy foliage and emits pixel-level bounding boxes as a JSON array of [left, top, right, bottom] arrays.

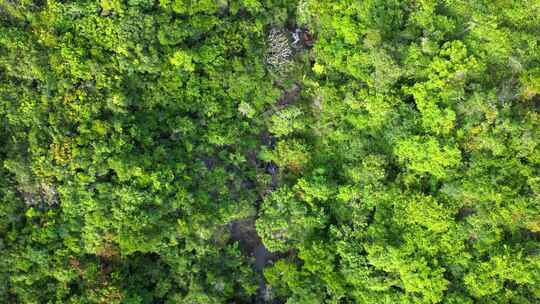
[[1, 0, 539, 303]]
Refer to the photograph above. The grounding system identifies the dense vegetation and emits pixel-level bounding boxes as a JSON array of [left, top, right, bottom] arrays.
[[1, 0, 539, 303]]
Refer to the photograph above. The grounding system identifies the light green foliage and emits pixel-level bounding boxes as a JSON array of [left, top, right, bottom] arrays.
[[269, 106, 304, 137], [170, 50, 195, 72], [1, 0, 539, 303], [256, 187, 326, 252], [395, 136, 461, 179], [255, 0, 540, 303]]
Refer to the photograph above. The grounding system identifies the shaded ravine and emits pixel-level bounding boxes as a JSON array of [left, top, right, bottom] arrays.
[[228, 218, 279, 303], [254, 244, 272, 303], [228, 82, 303, 303]]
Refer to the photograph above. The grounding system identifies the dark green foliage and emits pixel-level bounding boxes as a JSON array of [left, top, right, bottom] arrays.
[[0, 1, 285, 302], [1, 0, 539, 303]]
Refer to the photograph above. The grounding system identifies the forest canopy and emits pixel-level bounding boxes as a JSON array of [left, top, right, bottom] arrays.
[[1, 0, 539, 303]]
